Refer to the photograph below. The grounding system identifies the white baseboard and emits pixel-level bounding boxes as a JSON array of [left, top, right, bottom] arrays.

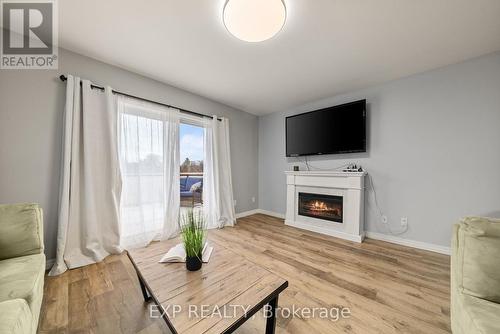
[[255, 209, 285, 219], [365, 231, 451, 255], [235, 209, 285, 219], [45, 258, 55, 270], [235, 209, 260, 219]]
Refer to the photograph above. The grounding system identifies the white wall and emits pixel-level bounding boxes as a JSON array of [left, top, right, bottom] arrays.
[[258, 52, 500, 247], [0, 48, 259, 260]]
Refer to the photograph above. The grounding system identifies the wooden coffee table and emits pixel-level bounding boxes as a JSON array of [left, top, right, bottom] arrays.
[[127, 238, 288, 334]]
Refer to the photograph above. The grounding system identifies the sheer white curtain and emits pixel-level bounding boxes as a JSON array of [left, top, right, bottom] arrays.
[[118, 96, 180, 248], [203, 116, 236, 229], [49, 75, 122, 276]]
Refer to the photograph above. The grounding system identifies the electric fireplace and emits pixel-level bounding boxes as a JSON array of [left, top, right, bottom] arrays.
[[298, 192, 343, 223]]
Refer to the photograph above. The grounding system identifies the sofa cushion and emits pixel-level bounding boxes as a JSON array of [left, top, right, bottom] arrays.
[[0, 253, 45, 329], [180, 176, 188, 191], [0, 299, 32, 334], [0, 203, 44, 260], [453, 292, 500, 334], [457, 217, 500, 303]]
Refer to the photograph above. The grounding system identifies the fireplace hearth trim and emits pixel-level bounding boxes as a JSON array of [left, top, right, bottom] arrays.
[[285, 171, 366, 243]]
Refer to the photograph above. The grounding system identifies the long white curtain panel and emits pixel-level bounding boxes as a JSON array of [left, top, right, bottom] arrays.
[[49, 75, 122, 276], [118, 96, 180, 248], [203, 116, 236, 229]]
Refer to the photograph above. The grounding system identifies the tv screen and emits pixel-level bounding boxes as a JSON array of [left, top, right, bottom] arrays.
[[286, 99, 366, 157]]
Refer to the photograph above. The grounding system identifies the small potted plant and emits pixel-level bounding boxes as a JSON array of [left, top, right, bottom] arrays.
[[179, 209, 206, 271]]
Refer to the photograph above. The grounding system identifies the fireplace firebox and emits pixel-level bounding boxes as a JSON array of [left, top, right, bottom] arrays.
[[298, 192, 343, 223]]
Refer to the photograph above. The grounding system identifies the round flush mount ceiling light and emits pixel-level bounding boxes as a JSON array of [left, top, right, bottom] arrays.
[[223, 0, 286, 42]]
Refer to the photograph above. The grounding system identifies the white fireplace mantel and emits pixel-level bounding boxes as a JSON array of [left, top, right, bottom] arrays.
[[285, 170, 367, 243]]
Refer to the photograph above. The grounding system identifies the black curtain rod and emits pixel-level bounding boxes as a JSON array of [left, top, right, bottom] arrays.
[[59, 75, 221, 121]]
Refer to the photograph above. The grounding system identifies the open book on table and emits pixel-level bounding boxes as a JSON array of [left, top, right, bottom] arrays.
[[159, 243, 213, 263]]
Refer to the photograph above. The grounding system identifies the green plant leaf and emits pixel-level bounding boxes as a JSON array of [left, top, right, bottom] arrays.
[[179, 209, 207, 258]]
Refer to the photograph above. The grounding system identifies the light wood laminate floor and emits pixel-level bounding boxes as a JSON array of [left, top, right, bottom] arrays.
[[39, 214, 451, 334]]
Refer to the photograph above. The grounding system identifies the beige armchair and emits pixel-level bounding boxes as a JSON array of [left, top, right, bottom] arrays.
[[451, 217, 500, 334], [0, 203, 45, 334]]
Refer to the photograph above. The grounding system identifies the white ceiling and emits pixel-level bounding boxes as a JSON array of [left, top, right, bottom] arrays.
[[59, 0, 500, 115]]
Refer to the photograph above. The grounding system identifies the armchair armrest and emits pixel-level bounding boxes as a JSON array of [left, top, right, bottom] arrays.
[[0, 203, 44, 260]]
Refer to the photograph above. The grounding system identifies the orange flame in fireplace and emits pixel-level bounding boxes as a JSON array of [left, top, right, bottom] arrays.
[[312, 201, 327, 211]]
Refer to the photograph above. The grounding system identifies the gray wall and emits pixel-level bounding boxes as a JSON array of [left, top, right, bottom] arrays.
[[258, 52, 500, 247], [0, 48, 258, 260]]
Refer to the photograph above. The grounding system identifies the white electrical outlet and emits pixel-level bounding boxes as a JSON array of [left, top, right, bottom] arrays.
[[381, 215, 388, 224], [401, 217, 408, 227], [251, 197, 255, 203]]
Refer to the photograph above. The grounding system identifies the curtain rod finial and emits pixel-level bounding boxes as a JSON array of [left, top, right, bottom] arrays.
[[59, 75, 67, 81]]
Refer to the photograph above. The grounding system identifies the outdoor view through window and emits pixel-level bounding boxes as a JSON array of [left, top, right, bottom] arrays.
[[180, 123, 204, 208]]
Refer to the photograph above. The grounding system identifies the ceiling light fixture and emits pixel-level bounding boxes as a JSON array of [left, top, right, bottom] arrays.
[[223, 0, 286, 43]]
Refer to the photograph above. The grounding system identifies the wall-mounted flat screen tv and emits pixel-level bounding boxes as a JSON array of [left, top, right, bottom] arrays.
[[286, 99, 366, 157]]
